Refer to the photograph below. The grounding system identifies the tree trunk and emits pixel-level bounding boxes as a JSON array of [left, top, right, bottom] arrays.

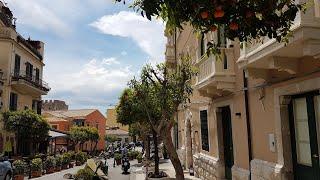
[[145, 135, 150, 160], [162, 129, 185, 180], [152, 130, 160, 176]]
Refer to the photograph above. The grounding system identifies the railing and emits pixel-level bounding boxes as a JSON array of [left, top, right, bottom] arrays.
[[17, 36, 43, 60], [11, 71, 50, 92], [197, 55, 215, 82]]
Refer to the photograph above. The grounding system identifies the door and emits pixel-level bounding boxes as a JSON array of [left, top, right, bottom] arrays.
[[289, 92, 320, 180], [221, 106, 234, 180]]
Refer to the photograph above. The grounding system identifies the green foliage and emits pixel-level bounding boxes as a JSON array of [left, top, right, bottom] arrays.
[[75, 151, 87, 164], [31, 158, 43, 171], [62, 152, 72, 165], [116, 0, 305, 43], [104, 135, 118, 143], [44, 156, 56, 169], [2, 110, 50, 140], [114, 153, 122, 160], [13, 160, 27, 175], [136, 153, 143, 162], [70, 126, 100, 147], [74, 167, 94, 180], [55, 155, 63, 167]]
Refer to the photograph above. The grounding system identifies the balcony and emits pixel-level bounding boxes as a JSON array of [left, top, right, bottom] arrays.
[[195, 48, 236, 98], [237, 2, 320, 80], [11, 71, 50, 96]]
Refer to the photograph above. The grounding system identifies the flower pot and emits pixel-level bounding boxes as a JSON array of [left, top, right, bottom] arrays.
[[76, 161, 82, 166], [116, 159, 121, 165], [31, 171, 42, 178], [62, 165, 68, 169], [69, 163, 74, 168], [137, 159, 142, 163], [13, 175, 24, 180], [129, 156, 134, 161], [46, 167, 55, 174], [55, 166, 61, 172]]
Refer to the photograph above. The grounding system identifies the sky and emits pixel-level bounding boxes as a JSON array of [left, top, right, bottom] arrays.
[[5, 0, 166, 113]]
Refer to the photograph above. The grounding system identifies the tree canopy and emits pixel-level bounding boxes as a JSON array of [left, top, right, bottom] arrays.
[[3, 110, 50, 140], [117, 0, 305, 46], [70, 126, 99, 151]]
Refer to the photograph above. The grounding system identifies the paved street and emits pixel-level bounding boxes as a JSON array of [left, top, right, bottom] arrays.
[[28, 158, 139, 180]]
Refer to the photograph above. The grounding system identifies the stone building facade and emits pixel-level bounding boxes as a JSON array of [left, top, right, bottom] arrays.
[[42, 99, 69, 111], [0, 1, 50, 154], [166, 2, 320, 180]]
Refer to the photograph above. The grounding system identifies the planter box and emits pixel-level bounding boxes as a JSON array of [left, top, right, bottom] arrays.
[[31, 171, 42, 178], [13, 175, 24, 180], [46, 167, 55, 174], [55, 166, 61, 172]]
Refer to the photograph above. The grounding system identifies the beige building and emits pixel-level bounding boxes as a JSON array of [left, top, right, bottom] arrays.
[[42, 99, 69, 111], [0, 2, 50, 154], [168, 2, 320, 180], [106, 108, 129, 131]]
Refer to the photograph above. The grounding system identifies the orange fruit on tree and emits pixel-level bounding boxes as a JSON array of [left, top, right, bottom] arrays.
[[210, 25, 217, 32], [229, 22, 239, 30], [201, 11, 209, 19], [214, 9, 225, 18]]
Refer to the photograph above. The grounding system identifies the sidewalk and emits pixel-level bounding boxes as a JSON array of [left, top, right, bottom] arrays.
[[130, 159, 200, 180]]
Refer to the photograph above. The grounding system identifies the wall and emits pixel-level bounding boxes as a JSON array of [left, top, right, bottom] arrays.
[[85, 110, 106, 151], [106, 108, 128, 131]]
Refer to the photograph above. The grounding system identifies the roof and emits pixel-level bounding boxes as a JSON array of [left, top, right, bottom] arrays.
[[46, 117, 68, 123], [44, 109, 97, 119], [49, 130, 68, 138], [106, 128, 129, 136]]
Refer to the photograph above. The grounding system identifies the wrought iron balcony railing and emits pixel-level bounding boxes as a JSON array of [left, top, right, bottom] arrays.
[[11, 71, 50, 92]]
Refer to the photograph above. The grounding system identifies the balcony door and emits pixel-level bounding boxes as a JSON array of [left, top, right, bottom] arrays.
[[221, 106, 234, 180], [289, 92, 320, 180], [14, 54, 20, 76]]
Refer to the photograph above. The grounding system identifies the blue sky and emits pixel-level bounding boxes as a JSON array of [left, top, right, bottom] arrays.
[[6, 0, 165, 113]]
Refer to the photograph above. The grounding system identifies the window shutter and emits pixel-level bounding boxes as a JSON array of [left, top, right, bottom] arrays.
[[200, 110, 209, 151]]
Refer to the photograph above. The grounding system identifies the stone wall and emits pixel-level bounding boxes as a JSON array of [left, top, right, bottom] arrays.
[[193, 153, 225, 180], [232, 166, 250, 180], [42, 100, 68, 111], [251, 159, 285, 180]]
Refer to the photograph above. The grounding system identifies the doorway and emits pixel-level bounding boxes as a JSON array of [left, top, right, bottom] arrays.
[[221, 106, 234, 180], [289, 92, 320, 180]]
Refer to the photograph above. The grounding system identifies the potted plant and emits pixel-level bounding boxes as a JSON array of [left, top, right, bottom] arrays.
[[31, 158, 43, 178], [44, 156, 56, 174], [136, 153, 143, 163], [114, 153, 122, 165], [62, 153, 71, 169], [75, 151, 87, 166], [128, 151, 134, 161], [55, 155, 63, 171], [74, 167, 94, 180], [69, 151, 76, 168], [12, 160, 26, 180]]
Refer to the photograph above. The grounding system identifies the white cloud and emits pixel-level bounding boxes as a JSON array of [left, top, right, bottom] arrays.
[[6, 0, 70, 35], [45, 57, 134, 110], [90, 11, 166, 63]]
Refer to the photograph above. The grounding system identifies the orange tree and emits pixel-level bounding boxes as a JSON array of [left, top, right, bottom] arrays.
[[117, 0, 305, 51]]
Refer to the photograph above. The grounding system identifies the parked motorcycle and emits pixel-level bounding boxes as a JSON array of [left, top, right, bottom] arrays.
[[121, 157, 130, 174]]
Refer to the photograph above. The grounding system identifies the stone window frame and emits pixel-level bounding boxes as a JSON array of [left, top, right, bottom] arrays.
[[274, 76, 320, 176], [199, 106, 210, 152]]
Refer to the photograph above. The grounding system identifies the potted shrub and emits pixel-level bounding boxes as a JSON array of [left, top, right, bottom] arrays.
[[75, 151, 87, 166], [12, 160, 26, 180], [62, 153, 71, 169], [136, 153, 143, 163], [74, 167, 94, 180], [128, 151, 134, 161], [55, 155, 63, 171], [44, 156, 56, 174], [31, 158, 43, 178], [114, 153, 122, 165], [69, 151, 76, 168]]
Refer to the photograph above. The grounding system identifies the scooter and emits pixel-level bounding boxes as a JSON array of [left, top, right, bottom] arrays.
[[121, 156, 130, 174]]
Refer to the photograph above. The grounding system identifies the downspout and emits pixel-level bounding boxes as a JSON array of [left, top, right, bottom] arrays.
[[174, 28, 179, 150], [243, 70, 252, 179]]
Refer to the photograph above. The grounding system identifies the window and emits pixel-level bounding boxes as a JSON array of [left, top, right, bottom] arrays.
[[14, 54, 20, 76], [200, 34, 206, 57], [25, 62, 33, 79], [35, 68, 40, 83], [200, 110, 209, 151], [9, 92, 18, 111]]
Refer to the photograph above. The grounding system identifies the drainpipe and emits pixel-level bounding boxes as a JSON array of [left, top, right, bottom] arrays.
[[243, 70, 252, 179]]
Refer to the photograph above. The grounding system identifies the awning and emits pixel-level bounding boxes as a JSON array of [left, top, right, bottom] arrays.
[[49, 130, 68, 138]]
